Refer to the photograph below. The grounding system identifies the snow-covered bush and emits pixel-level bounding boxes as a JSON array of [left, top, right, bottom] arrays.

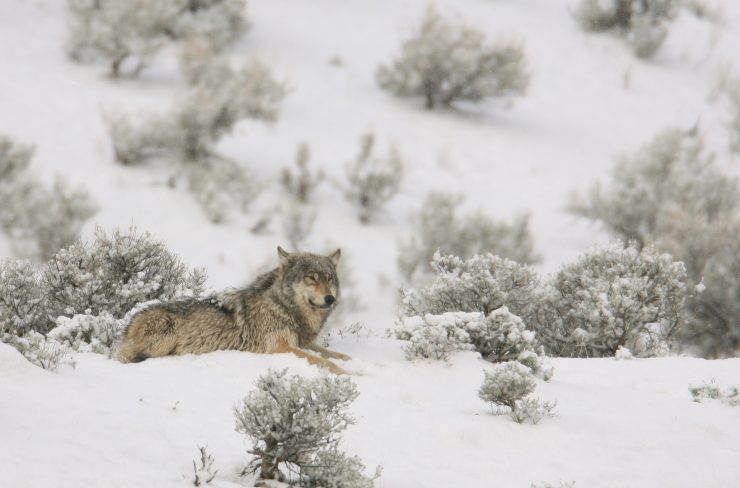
[[574, 0, 678, 58], [0, 259, 48, 336], [570, 128, 740, 357], [282, 142, 324, 204], [172, 0, 249, 52], [394, 312, 476, 361], [192, 445, 217, 486], [401, 252, 539, 320], [43, 226, 207, 320], [530, 242, 686, 358], [1, 330, 72, 371], [393, 307, 543, 371], [0, 135, 96, 260], [234, 369, 377, 486], [47, 313, 124, 355], [478, 361, 536, 411], [67, 0, 248, 77], [377, 5, 529, 109], [399, 192, 539, 280], [569, 128, 737, 255], [340, 133, 403, 224], [510, 396, 557, 424], [689, 381, 740, 407], [301, 448, 380, 488]]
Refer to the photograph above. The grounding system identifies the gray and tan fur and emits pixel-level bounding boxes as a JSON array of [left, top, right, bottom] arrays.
[[117, 247, 350, 374]]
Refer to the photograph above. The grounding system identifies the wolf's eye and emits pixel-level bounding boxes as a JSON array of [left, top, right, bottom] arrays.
[[305, 275, 317, 284]]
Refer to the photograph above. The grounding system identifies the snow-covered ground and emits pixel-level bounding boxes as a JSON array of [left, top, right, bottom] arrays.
[[2, 0, 740, 486], [2, 340, 740, 488]]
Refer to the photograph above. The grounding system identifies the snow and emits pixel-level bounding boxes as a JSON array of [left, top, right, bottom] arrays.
[[2, 342, 740, 487], [2, 0, 740, 486]]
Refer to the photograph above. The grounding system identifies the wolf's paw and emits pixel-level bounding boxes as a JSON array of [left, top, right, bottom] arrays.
[[331, 351, 352, 361]]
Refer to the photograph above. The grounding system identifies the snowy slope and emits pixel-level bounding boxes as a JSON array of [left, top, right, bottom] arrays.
[[2, 341, 740, 488], [2, 0, 740, 487]]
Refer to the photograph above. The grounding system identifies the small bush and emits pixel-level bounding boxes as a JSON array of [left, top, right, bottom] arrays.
[[0, 259, 48, 335], [43, 226, 207, 320], [1, 330, 72, 371], [478, 361, 536, 411], [399, 192, 539, 280], [401, 252, 539, 320], [234, 369, 377, 486], [530, 242, 686, 358], [282, 142, 324, 204], [574, 0, 678, 58], [47, 313, 124, 355], [192, 445, 217, 486], [570, 128, 740, 356], [340, 133, 403, 224], [67, 0, 248, 77], [689, 381, 740, 407], [393, 307, 543, 372], [510, 396, 557, 424], [377, 5, 528, 109], [0, 135, 96, 261]]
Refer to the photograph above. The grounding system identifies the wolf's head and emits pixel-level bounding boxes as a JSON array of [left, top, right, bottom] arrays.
[[277, 246, 341, 311]]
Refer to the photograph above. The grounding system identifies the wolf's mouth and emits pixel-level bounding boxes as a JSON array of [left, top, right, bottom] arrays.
[[308, 299, 333, 309]]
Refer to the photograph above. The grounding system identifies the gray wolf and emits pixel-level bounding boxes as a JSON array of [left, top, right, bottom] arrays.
[[116, 247, 351, 374]]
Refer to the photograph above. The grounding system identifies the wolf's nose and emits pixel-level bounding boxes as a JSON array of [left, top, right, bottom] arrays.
[[324, 295, 336, 306]]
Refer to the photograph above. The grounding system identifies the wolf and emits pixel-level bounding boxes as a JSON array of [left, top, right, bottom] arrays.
[[116, 247, 351, 374]]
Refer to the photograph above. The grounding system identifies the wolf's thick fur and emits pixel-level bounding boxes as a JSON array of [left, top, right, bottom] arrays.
[[116, 247, 350, 374]]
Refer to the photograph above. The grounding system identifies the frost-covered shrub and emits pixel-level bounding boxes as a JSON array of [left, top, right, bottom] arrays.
[[47, 313, 124, 355], [67, 0, 248, 77], [1, 330, 72, 371], [393, 307, 542, 371], [234, 369, 376, 486], [0, 135, 96, 261], [172, 0, 249, 52], [192, 445, 217, 486], [569, 129, 737, 257], [479, 361, 536, 411], [402, 252, 539, 320], [301, 448, 380, 488], [689, 381, 740, 407], [67, 0, 179, 76], [0, 259, 48, 336], [394, 312, 476, 361], [530, 242, 686, 358], [510, 396, 557, 424], [340, 133, 403, 224], [399, 192, 539, 280], [570, 128, 740, 357], [377, 5, 529, 109], [43, 226, 207, 320], [574, 0, 678, 58], [282, 142, 324, 204]]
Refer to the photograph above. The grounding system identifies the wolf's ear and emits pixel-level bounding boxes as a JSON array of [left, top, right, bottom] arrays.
[[277, 246, 290, 269], [328, 248, 341, 266]]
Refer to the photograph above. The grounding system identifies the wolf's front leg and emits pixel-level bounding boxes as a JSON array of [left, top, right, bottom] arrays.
[[275, 341, 348, 375], [305, 342, 352, 361]]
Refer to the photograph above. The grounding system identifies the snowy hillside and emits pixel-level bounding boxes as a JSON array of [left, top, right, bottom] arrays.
[[2, 0, 740, 487]]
